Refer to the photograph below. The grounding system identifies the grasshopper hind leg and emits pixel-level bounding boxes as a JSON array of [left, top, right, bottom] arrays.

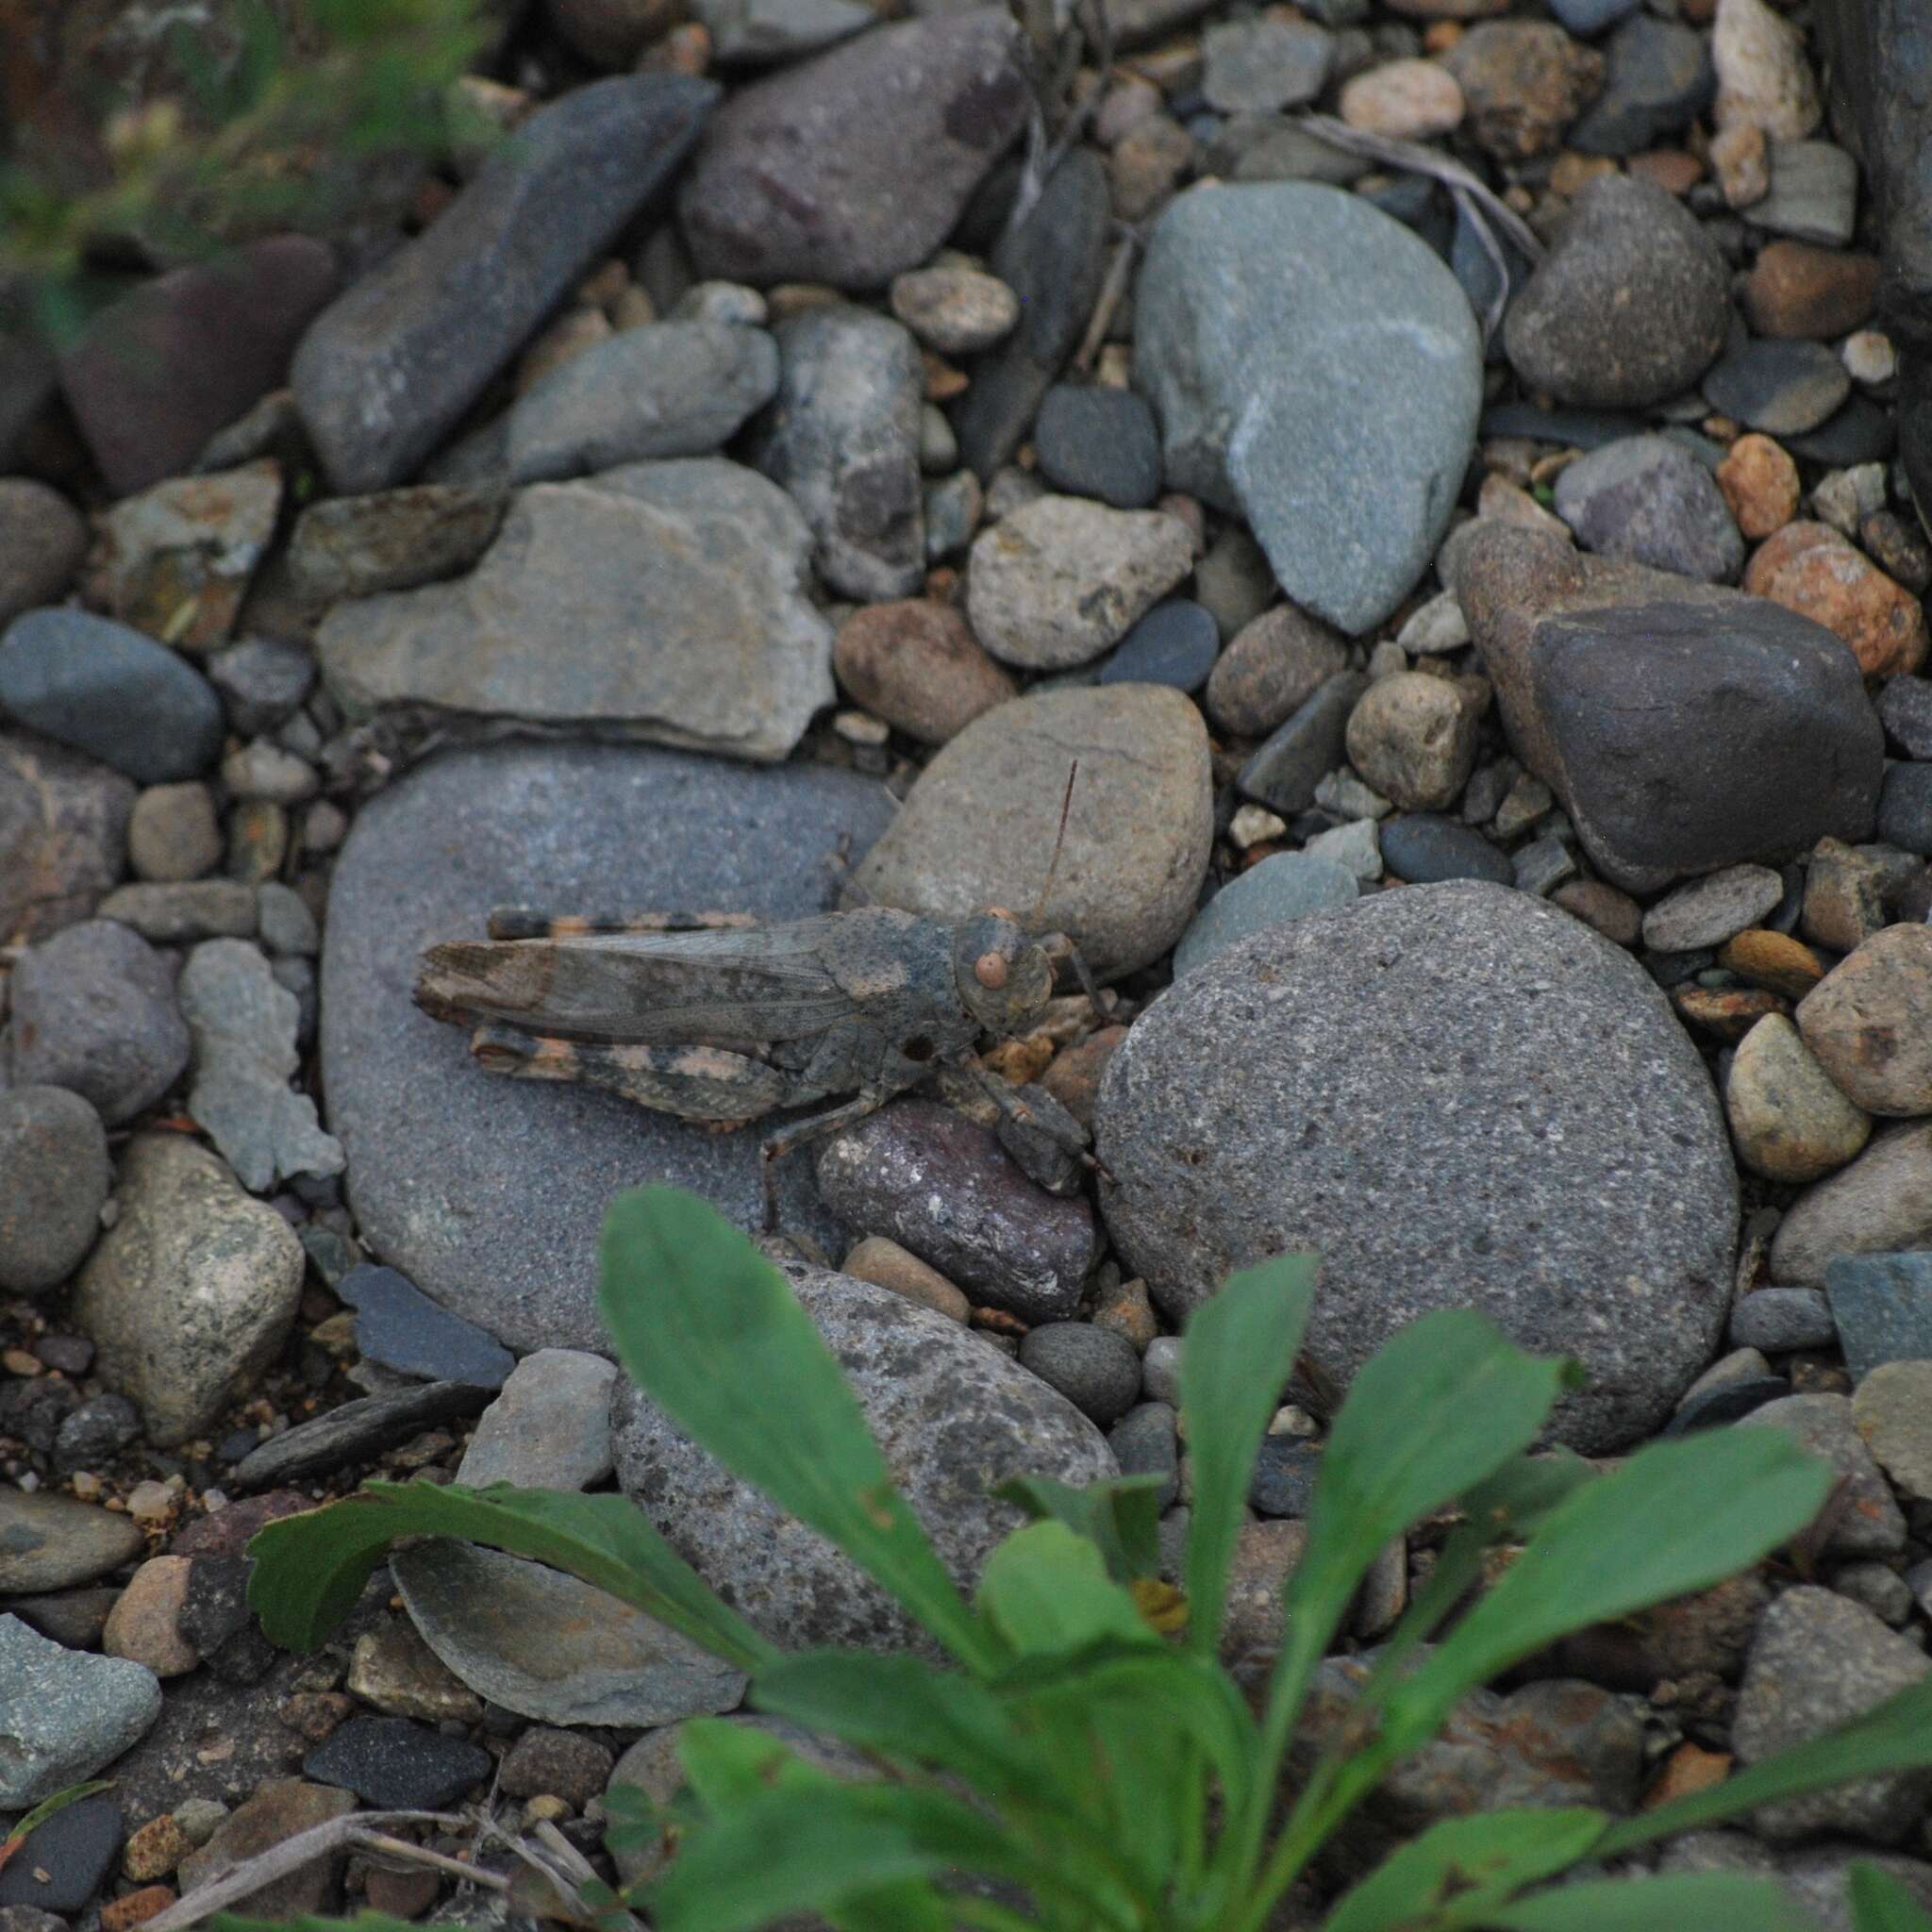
[[468, 1025, 788, 1124]]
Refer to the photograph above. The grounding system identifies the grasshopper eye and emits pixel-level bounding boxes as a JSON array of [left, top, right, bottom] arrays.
[[974, 952, 1008, 990]]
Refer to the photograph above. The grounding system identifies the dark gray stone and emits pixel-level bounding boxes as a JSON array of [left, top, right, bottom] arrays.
[[0, 1087, 109, 1295], [1108, 1402, 1178, 1509], [338, 1263, 516, 1388], [1703, 339, 1854, 437], [205, 636, 316, 737], [0, 1614, 161, 1808], [1826, 1253, 1932, 1384], [1172, 852, 1358, 977], [1730, 1286, 1838, 1354], [1552, 434, 1743, 582], [1237, 673, 1370, 815], [1661, 1374, 1790, 1434], [1095, 882, 1739, 1453], [0, 609, 224, 783], [1135, 182, 1481, 634], [1787, 394, 1896, 466], [303, 1715, 493, 1809], [228, 1381, 492, 1490], [1034, 385, 1163, 510], [1096, 600, 1220, 691], [1248, 1434, 1322, 1516], [1018, 1322, 1143, 1425], [1877, 762, 1932, 855], [0, 1792, 122, 1912], [50, 1393, 142, 1476], [1567, 13, 1712, 155], [1379, 813, 1514, 886], [814, 1099, 1096, 1323], [321, 743, 896, 1352], [1740, 1392, 1906, 1557], [678, 10, 1029, 289], [0, 1491, 142, 1595], [8, 921, 190, 1126], [294, 76, 718, 491], [609, 1257, 1115, 1651], [1878, 678, 1932, 759], [956, 149, 1111, 480], [1503, 175, 1728, 408], [755, 307, 924, 599]]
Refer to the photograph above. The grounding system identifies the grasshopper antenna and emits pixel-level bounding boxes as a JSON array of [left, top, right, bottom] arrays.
[[1030, 759, 1079, 933]]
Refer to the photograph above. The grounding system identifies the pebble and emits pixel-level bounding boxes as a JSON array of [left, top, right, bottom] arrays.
[[1733, 1586, 1929, 1841], [1720, 927, 1825, 999], [56, 236, 336, 496], [127, 783, 222, 884], [693, 0, 872, 66], [854, 685, 1212, 977], [1174, 854, 1360, 979], [1706, 339, 1853, 438], [52, 1393, 142, 1475], [1568, 14, 1713, 156], [1553, 434, 1744, 582], [831, 599, 1015, 745], [0, 1491, 143, 1594], [1238, 673, 1371, 816], [0, 609, 225, 784], [1877, 684, 1932, 766], [816, 1099, 1096, 1323], [176, 939, 345, 1191], [955, 151, 1110, 480], [318, 458, 835, 763], [679, 12, 1028, 288], [1344, 672, 1479, 811], [610, 1257, 1114, 1650], [323, 745, 894, 1345], [0, 1087, 110, 1294], [230, 1380, 491, 1490], [1205, 605, 1350, 739], [103, 1556, 200, 1679], [296, 76, 716, 491], [0, 1792, 124, 1913], [345, 1620, 482, 1725], [1378, 812, 1513, 885], [1504, 175, 1728, 408], [1305, 816, 1384, 883], [965, 494, 1193, 671], [1642, 864, 1785, 951], [1851, 1360, 1932, 1503], [0, 1614, 161, 1808], [1097, 881, 1737, 1452], [394, 1539, 743, 1726], [283, 490, 508, 613], [1745, 139, 1860, 248], [501, 1726, 614, 1811], [1715, 431, 1801, 538], [1018, 1322, 1144, 1425], [1741, 242, 1881, 341], [1109, 1403, 1178, 1509], [97, 878, 258, 942], [1137, 182, 1480, 634], [1040, 1026, 1127, 1128], [1511, 834, 1577, 896], [0, 480, 87, 626], [507, 320, 777, 485], [923, 470, 981, 560], [1457, 525, 1883, 893], [173, 1781, 356, 1918], [302, 1715, 492, 1809], [257, 882, 318, 958], [1796, 924, 1932, 1116], [1551, 877, 1641, 943], [92, 462, 281, 651], [889, 266, 1019, 356], [1250, 1436, 1324, 1517], [840, 1236, 971, 1323], [756, 307, 924, 600], [1337, 58, 1466, 139], [1033, 385, 1163, 512], [75, 1133, 305, 1448], [1878, 764, 1932, 856], [1443, 20, 1607, 159], [458, 1349, 617, 1489], [1203, 16, 1333, 112], [1711, 0, 1820, 139], [1739, 1393, 1906, 1557], [0, 731, 134, 944], [1095, 600, 1220, 693], [1725, 1014, 1873, 1184], [1846, 330, 1899, 387], [1826, 1252, 1932, 1383], [1803, 837, 1888, 953], [337, 1262, 515, 1390], [8, 921, 190, 1126]]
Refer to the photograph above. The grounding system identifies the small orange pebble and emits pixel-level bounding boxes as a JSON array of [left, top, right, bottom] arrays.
[[103, 1889, 176, 1932], [972, 1307, 1028, 1338], [1626, 148, 1704, 196], [923, 352, 968, 401], [1717, 928, 1826, 1000], [1672, 985, 1787, 1041], [1643, 1740, 1732, 1809]]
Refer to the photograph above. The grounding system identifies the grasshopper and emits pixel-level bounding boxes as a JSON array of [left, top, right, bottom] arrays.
[[413, 773, 1098, 1226]]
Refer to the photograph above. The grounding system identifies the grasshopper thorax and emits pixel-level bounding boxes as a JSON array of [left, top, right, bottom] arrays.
[[952, 909, 1054, 1037]]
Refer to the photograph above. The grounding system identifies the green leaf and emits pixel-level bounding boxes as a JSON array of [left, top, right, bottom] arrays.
[[1475, 1874, 1819, 1931], [244, 1478, 775, 1674], [1849, 1864, 1932, 1932], [1324, 1809, 1607, 1932], [1598, 1674, 1932, 1857], [1178, 1251, 1315, 1657], [974, 1520, 1155, 1656], [992, 1472, 1167, 1583], [600, 1187, 995, 1670]]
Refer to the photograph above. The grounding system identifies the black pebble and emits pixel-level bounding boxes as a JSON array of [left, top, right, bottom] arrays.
[[304, 1714, 494, 1809]]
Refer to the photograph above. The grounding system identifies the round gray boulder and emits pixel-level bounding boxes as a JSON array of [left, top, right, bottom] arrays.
[[1094, 881, 1738, 1452]]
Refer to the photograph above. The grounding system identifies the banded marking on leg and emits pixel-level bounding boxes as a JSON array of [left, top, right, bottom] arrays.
[[487, 907, 760, 940], [469, 1025, 787, 1123]]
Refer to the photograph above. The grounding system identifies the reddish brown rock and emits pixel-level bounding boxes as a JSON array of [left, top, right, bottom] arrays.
[[0, 728, 135, 945], [1740, 241, 1881, 340], [102, 1555, 200, 1677], [1443, 21, 1606, 160], [175, 1781, 357, 1917], [1743, 521, 1928, 679], [1041, 1024, 1129, 1127], [1797, 924, 1932, 1116], [1715, 432, 1800, 539], [1718, 927, 1826, 999], [1204, 604, 1350, 739], [832, 600, 1016, 744]]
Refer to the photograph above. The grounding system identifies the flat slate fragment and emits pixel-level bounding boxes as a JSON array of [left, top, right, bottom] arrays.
[[302, 1715, 493, 1809], [228, 1381, 492, 1490], [338, 1263, 515, 1389]]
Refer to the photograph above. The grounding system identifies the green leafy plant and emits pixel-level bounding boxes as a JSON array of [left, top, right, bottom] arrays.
[[0, 0, 498, 348], [239, 1188, 1932, 1931]]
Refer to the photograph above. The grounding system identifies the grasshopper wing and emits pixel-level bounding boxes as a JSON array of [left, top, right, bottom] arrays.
[[416, 917, 857, 1049]]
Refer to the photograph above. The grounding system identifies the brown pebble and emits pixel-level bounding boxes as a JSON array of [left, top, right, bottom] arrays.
[[1802, 837, 1887, 954], [832, 600, 1017, 747], [1717, 927, 1825, 999], [1796, 924, 1932, 1116], [1551, 878, 1641, 946], [841, 1236, 971, 1323], [973, 1306, 1029, 1337], [103, 1889, 176, 1932], [980, 1031, 1056, 1086], [1643, 1741, 1732, 1808], [1091, 1275, 1158, 1351], [1626, 149, 1704, 195], [1715, 433, 1799, 540], [1862, 509, 1932, 594], [1672, 985, 1787, 1041], [103, 1555, 199, 1677], [365, 1866, 442, 1919], [1743, 521, 1928, 680], [637, 20, 710, 74], [1040, 1024, 1129, 1128], [1740, 241, 1882, 341], [1204, 604, 1349, 739], [276, 1690, 356, 1740]]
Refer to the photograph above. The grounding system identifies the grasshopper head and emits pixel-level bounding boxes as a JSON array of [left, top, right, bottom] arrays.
[[954, 909, 1055, 1035]]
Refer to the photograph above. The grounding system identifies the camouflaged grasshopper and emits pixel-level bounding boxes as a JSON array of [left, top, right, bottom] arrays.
[[413, 773, 1096, 1225]]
